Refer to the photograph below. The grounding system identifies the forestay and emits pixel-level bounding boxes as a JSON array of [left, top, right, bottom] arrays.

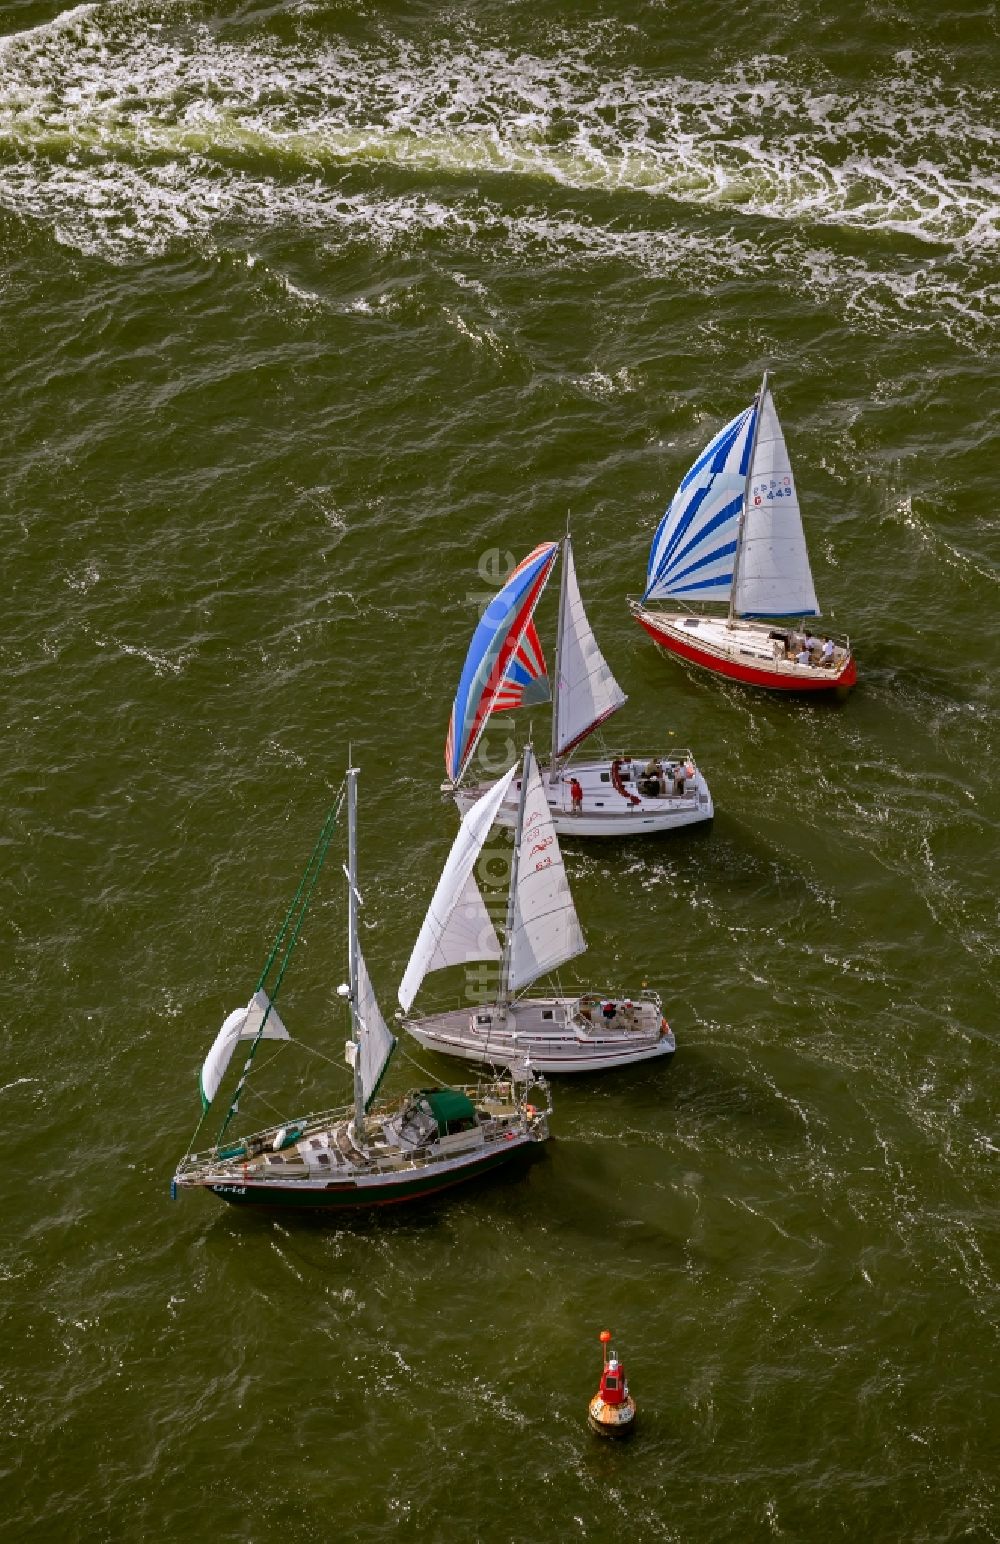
[[554, 538, 627, 757], [398, 766, 516, 1012], [199, 989, 290, 1111], [731, 386, 819, 618], [643, 405, 757, 603], [351, 949, 397, 1109], [506, 751, 586, 994], [445, 543, 558, 784]]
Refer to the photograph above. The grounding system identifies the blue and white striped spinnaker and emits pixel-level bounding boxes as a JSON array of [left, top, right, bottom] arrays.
[[643, 405, 757, 603]]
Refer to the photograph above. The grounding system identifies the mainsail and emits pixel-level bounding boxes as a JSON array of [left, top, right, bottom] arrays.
[[445, 543, 558, 783], [349, 948, 397, 1110], [199, 990, 290, 1111], [731, 384, 819, 619], [505, 750, 586, 995], [643, 404, 758, 603], [553, 536, 627, 758], [398, 766, 516, 1012]]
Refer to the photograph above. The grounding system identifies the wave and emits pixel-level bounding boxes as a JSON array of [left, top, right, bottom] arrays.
[[0, 4, 996, 341]]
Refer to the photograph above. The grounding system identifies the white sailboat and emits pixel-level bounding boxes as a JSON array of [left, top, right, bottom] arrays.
[[402, 745, 674, 1074], [630, 373, 857, 692], [173, 762, 550, 1212], [447, 532, 712, 836]]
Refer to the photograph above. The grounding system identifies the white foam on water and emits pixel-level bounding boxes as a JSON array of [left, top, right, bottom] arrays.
[[0, 6, 996, 341], [888, 497, 1000, 590], [91, 630, 190, 675]]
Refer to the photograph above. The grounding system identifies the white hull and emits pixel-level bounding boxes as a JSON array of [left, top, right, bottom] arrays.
[[403, 993, 675, 1074], [451, 753, 712, 837]]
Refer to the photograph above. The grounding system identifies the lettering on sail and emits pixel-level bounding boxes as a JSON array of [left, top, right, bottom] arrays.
[[523, 807, 553, 870], [753, 474, 794, 505]]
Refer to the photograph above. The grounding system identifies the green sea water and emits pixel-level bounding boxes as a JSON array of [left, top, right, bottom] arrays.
[[2, 1, 998, 1538]]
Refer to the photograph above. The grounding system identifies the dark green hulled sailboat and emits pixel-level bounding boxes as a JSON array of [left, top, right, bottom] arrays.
[[172, 762, 550, 1211]]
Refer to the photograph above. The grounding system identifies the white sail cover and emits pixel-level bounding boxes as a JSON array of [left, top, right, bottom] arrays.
[[397, 766, 516, 1012], [731, 386, 819, 618], [507, 751, 586, 993], [643, 404, 757, 603], [555, 542, 627, 756], [199, 989, 290, 1110], [349, 948, 396, 1109]]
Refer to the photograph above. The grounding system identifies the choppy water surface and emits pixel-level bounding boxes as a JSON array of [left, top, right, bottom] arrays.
[[2, 1, 998, 1538]]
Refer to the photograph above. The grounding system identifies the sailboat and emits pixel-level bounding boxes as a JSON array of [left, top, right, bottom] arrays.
[[630, 374, 857, 692], [401, 744, 674, 1073], [447, 532, 713, 837], [172, 762, 550, 1211]]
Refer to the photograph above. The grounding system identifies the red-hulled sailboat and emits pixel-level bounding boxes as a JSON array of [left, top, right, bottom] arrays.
[[630, 374, 856, 693]]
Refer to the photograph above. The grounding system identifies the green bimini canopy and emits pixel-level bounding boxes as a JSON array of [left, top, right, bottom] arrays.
[[422, 1088, 476, 1133]]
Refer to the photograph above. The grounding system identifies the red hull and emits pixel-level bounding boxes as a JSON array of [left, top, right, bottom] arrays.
[[634, 613, 857, 693]]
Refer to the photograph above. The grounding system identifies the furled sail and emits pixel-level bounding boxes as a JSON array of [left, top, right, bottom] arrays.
[[398, 766, 516, 1012], [199, 989, 290, 1111], [506, 750, 586, 994], [554, 538, 627, 756], [445, 543, 558, 784], [643, 404, 758, 603], [731, 386, 819, 619], [348, 949, 397, 1110]]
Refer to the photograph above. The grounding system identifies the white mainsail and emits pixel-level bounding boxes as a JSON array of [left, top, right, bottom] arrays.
[[553, 538, 627, 757], [506, 750, 586, 994], [732, 384, 819, 619], [398, 766, 516, 1012], [199, 989, 290, 1111], [349, 948, 397, 1109]]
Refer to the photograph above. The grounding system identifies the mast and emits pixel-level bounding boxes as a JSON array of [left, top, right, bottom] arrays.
[[346, 760, 365, 1140], [549, 523, 571, 785], [499, 745, 531, 1008], [728, 370, 768, 625]]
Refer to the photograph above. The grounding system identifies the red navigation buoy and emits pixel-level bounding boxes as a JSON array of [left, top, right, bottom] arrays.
[[587, 1329, 636, 1438]]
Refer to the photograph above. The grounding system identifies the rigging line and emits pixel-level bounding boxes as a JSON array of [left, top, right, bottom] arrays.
[[216, 785, 347, 1147], [394, 1037, 473, 1088], [251, 1038, 293, 1077], [257, 783, 347, 998], [181, 1036, 297, 1161], [237, 1083, 290, 1123], [294, 1037, 352, 1073]]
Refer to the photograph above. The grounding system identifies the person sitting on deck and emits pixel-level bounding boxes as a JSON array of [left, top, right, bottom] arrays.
[[673, 761, 688, 795], [640, 759, 664, 798], [820, 635, 836, 667], [567, 776, 584, 814], [601, 1000, 617, 1021], [796, 646, 812, 666]]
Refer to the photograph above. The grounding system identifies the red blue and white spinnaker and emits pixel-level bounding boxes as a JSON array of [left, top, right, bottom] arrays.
[[445, 542, 559, 785], [444, 534, 713, 839]]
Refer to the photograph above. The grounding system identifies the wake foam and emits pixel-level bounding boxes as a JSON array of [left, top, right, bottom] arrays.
[[0, 5, 995, 340]]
